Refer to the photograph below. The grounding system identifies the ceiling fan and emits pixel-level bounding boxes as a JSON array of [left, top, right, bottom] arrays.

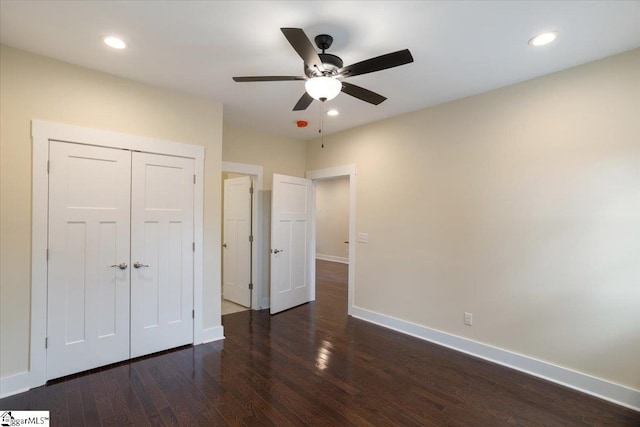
[[233, 28, 414, 111]]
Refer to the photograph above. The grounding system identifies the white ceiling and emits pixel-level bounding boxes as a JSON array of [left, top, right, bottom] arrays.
[[1, 1, 639, 140]]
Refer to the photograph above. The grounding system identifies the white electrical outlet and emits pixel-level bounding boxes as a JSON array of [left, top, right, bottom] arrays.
[[357, 232, 369, 243], [464, 312, 473, 326]]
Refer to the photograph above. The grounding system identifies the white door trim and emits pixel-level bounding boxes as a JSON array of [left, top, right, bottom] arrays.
[[306, 164, 356, 315], [222, 161, 263, 310], [30, 120, 206, 390]]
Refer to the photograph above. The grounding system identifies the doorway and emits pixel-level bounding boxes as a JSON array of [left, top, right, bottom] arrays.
[[314, 176, 350, 317], [221, 162, 264, 314], [308, 164, 356, 315], [267, 166, 355, 315], [314, 177, 350, 265], [270, 165, 356, 314]]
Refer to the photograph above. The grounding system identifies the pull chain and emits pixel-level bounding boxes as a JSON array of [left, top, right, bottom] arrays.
[[319, 101, 325, 148]]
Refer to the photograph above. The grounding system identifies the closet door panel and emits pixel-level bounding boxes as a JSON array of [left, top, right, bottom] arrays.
[[47, 141, 131, 380], [130, 152, 195, 357]]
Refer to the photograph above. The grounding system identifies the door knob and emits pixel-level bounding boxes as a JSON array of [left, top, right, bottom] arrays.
[[272, 249, 283, 254], [110, 263, 128, 270], [134, 261, 149, 268], [222, 243, 227, 248]]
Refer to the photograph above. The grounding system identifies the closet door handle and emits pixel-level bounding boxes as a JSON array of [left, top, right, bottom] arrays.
[[134, 261, 149, 268], [272, 249, 283, 254], [110, 263, 128, 270]]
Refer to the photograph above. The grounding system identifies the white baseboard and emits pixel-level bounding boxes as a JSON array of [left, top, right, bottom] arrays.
[[350, 306, 640, 412], [200, 325, 225, 344], [0, 371, 31, 399], [316, 254, 349, 264], [259, 297, 270, 310]]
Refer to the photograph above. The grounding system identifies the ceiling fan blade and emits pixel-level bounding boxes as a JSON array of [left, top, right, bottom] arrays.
[[341, 82, 387, 105], [281, 28, 325, 73], [339, 49, 413, 78], [293, 92, 314, 111], [233, 76, 305, 82]]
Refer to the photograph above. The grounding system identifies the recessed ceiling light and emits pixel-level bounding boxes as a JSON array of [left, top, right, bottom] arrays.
[[528, 32, 557, 47], [327, 109, 339, 116], [103, 36, 127, 49]]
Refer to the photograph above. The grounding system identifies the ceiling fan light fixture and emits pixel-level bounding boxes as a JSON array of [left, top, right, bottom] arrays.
[[305, 76, 341, 101]]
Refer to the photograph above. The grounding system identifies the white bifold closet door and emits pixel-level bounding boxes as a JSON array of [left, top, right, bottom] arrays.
[[47, 141, 194, 380]]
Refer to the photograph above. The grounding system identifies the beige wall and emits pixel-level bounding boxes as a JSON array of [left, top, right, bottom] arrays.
[[305, 49, 640, 390], [0, 45, 223, 378], [222, 125, 306, 191], [316, 177, 350, 260]]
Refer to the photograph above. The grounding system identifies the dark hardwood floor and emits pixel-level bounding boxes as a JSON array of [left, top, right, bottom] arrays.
[[2, 259, 638, 426]]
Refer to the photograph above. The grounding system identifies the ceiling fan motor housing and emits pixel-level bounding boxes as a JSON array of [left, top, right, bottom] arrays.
[[305, 53, 344, 77]]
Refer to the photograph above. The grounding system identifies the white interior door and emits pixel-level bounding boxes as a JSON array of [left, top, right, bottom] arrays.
[[270, 174, 313, 314], [223, 176, 252, 307], [47, 141, 131, 380], [130, 152, 194, 358]]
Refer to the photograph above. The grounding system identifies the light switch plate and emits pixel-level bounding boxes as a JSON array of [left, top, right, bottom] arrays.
[[464, 312, 473, 326], [357, 232, 369, 243]]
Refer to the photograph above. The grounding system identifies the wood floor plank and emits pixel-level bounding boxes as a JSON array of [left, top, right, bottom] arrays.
[[163, 345, 232, 426], [64, 374, 86, 427], [109, 365, 152, 427], [88, 371, 117, 426], [1, 260, 638, 426], [130, 360, 178, 426], [41, 380, 69, 426], [100, 368, 139, 426], [127, 365, 164, 426]]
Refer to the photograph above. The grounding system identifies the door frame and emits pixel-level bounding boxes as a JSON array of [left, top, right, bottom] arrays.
[[222, 161, 263, 310], [306, 164, 356, 315], [30, 120, 206, 390]]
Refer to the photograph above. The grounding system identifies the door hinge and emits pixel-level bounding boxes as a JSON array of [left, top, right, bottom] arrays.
[[192, 242, 195, 252], [192, 310, 195, 319], [193, 174, 196, 184], [249, 186, 254, 195], [47, 160, 50, 173], [249, 283, 253, 290], [249, 235, 253, 243], [45, 337, 48, 349], [46, 249, 49, 261]]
